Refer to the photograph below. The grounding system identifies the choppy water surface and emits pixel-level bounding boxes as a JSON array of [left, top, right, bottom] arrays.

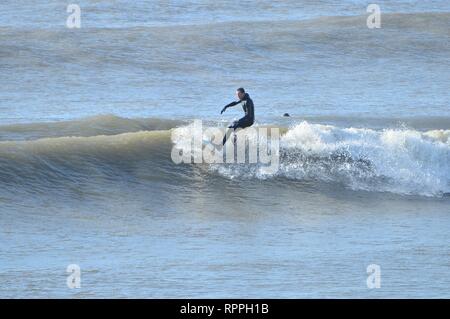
[[0, 1, 449, 298]]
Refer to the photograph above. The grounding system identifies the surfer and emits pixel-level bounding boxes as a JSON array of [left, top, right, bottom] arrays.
[[220, 88, 255, 145]]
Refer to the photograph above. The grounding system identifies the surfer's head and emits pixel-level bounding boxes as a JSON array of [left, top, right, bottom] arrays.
[[236, 88, 245, 100]]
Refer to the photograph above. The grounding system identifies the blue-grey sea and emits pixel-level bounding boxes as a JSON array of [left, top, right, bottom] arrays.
[[0, 1, 449, 298]]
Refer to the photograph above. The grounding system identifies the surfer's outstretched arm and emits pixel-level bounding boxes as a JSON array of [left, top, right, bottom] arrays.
[[220, 101, 240, 114]]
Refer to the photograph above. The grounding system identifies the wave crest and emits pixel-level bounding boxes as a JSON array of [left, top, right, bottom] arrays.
[[204, 121, 450, 197]]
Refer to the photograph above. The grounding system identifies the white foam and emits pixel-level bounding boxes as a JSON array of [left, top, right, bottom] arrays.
[[174, 121, 450, 197]]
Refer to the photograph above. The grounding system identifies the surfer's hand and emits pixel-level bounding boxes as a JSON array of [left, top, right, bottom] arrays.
[[220, 107, 226, 114]]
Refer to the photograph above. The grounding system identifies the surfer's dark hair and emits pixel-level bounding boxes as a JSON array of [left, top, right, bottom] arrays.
[[237, 88, 245, 94]]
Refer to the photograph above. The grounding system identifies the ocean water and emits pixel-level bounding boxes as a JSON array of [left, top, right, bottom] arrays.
[[0, 1, 449, 298]]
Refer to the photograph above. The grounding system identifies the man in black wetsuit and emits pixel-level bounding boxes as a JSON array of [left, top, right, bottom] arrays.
[[220, 88, 255, 145]]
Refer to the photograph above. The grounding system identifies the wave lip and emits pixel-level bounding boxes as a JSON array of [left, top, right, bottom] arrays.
[[0, 114, 185, 141]]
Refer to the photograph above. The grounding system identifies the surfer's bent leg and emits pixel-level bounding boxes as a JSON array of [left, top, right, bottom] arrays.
[[222, 121, 238, 145], [222, 118, 253, 145]]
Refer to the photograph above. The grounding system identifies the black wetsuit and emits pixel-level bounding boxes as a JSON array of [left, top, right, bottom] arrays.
[[221, 93, 255, 144]]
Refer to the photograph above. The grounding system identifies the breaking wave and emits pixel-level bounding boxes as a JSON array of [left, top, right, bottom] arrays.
[[0, 116, 448, 197], [175, 121, 450, 197]]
